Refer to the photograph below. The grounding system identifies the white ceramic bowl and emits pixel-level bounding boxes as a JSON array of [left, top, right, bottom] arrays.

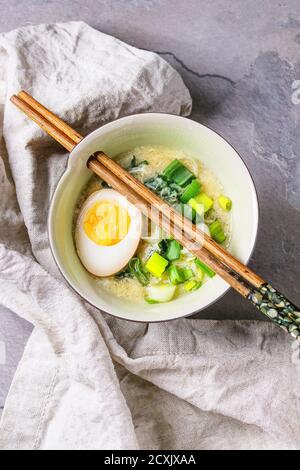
[[48, 113, 259, 322]]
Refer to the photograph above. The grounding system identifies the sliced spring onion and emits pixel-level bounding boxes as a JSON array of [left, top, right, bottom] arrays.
[[191, 193, 213, 213], [168, 265, 184, 285], [145, 252, 168, 277], [194, 263, 204, 282], [168, 266, 193, 285], [162, 159, 195, 187], [218, 195, 232, 211], [162, 159, 180, 179], [209, 220, 226, 244], [194, 259, 216, 278], [174, 203, 197, 222], [128, 257, 150, 285], [180, 179, 201, 203], [166, 239, 182, 261], [145, 284, 176, 303], [179, 157, 198, 176], [188, 197, 205, 217], [184, 280, 202, 292], [174, 167, 195, 187], [168, 265, 192, 285], [158, 238, 182, 261], [181, 267, 194, 281]]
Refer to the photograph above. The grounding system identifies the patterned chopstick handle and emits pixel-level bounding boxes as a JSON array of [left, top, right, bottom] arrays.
[[248, 284, 300, 340]]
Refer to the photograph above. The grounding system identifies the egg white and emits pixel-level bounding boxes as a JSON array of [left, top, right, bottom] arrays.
[[75, 189, 142, 276]]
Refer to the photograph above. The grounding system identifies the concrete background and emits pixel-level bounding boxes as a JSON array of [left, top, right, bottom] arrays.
[[0, 0, 300, 408]]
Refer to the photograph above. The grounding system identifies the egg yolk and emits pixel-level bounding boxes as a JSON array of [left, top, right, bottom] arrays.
[[83, 200, 131, 246]]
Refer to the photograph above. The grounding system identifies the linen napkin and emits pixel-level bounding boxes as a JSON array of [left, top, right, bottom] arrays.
[[0, 21, 299, 450]]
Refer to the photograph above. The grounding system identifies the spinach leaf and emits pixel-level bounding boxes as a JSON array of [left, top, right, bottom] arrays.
[[116, 266, 133, 279], [128, 155, 149, 174], [117, 257, 150, 285], [128, 257, 150, 286], [145, 175, 183, 204], [158, 239, 182, 261]]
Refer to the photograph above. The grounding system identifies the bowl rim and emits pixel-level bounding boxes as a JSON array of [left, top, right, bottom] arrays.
[[48, 112, 260, 323]]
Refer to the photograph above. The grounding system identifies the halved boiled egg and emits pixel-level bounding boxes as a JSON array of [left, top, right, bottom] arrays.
[[75, 189, 142, 276]]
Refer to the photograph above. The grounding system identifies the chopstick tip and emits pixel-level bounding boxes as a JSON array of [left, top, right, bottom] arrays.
[[10, 94, 19, 104]]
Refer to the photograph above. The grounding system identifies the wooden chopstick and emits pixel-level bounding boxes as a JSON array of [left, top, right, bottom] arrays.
[[10, 95, 77, 152], [94, 151, 264, 288], [11, 91, 263, 289], [88, 157, 249, 297], [10, 91, 300, 340], [11, 92, 249, 295], [17, 91, 83, 147]]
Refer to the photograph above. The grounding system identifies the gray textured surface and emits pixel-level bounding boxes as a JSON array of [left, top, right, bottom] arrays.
[[0, 0, 299, 406]]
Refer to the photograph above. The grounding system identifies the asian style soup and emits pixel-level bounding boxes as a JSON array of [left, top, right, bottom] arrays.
[[74, 145, 232, 304]]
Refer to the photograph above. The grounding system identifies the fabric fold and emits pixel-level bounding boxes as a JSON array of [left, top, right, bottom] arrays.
[[0, 21, 298, 450]]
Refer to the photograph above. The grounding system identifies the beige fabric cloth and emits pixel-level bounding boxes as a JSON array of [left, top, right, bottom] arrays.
[[0, 21, 299, 450]]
